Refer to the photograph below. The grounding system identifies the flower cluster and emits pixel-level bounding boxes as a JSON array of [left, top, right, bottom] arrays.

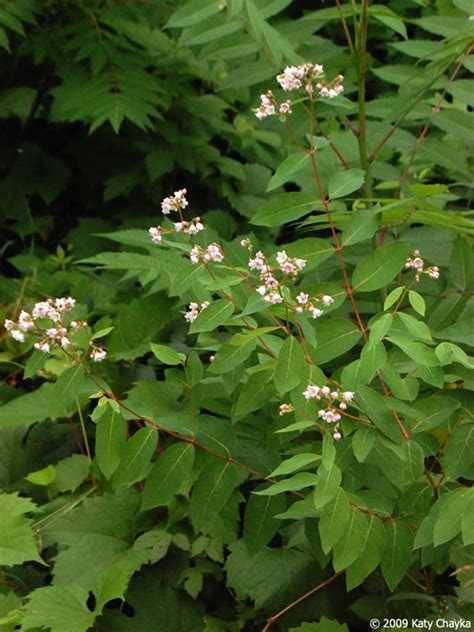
[[3, 297, 107, 362], [253, 63, 344, 120], [279, 403, 295, 416], [161, 188, 188, 215], [303, 385, 355, 440], [149, 189, 205, 246], [184, 301, 210, 323], [253, 91, 293, 121], [276, 63, 324, 92], [190, 243, 224, 265], [295, 292, 334, 319], [405, 250, 440, 282], [248, 249, 306, 306]]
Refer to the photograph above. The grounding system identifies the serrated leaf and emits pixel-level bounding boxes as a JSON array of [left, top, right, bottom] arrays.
[[142, 443, 195, 510], [0, 493, 42, 566], [166, 0, 222, 29]]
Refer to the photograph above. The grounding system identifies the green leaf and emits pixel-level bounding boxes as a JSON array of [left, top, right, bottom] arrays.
[[408, 290, 425, 316], [370, 5, 407, 39], [190, 461, 246, 531], [189, 299, 234, 333], [411, 396, 460, 432], [50, 365, 85, 418], [384, 286, 404, 311], [289, 618, 349, 632], [24, 349, 48, 379], [166, 0, 222, 28], [25, 464, 56, 486], [318, 488, 350, 554], [251, 192, 322, 227], [442, 422, 474, 480], [357, 386, 403, 444], [150, 343, 183, 366], [315, 318, 362, 364], [22, 585, 96, 632], [95, 407, 127, 479], [235, 370, 273, 416], [341, 207, 380, 247], [254, 472, 319, 496], [369, 313, 393, 347], [270, 454, 321, 477], [112, 427, 158, 487], [209, 328, 275, 374], [142, 443, 195, 510], [352, 242, 410, 293], [282, 238, 335, 270], [266, 153, 310, 192], [0, 493, 43, 566], [243, 489, 286, 554], [433, 489, 470, 546], [387, 335, 439, 367], [314, 463, 342, 508], [50, 455, 90, 494], [328, 169, 365, 200], [332, 508, 367, 571], [274, 336, 307, 394], [352, 427, 376, 463], [381, 522, 414, 591], [462, 491, 474, 546], [346, 515, 385, 590]]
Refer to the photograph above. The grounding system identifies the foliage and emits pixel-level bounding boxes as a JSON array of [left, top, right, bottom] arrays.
[[0, 0, 473, 630]]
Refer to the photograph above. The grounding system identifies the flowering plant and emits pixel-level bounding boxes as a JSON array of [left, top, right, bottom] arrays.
[[1, 3, 473, 631]]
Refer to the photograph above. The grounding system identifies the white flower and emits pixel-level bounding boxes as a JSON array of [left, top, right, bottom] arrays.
[[303, 385, 320, 400], [11, 330, 25, 342], [339, 402, 347, 410], [279, 100, 292, 115], [190, 245, 201, 265], [161, 188, 188, 215], [18, 311, 34, 331], [333, 430, 342, 441], [276, 251, 288, 265], [295, 259, 306, 270], [309, 307, 323, 319], [256, 286, 267, 296], [149, 227, 162, 244], [321, 386, 331, 396], [60, 337, 70, 348], [297, 292, 309, 305], [34, 341, 50, 353], [264, 291, 283, 305], [322, 295, 334, 306], [32, 301, 51, 319], [4, 319, 14, 331], [429, 266, 440, 279], [90, 347, 107, 362], [204, 243, 224, 263], [279, 403, 294, 415], [342, 391, 354, 402], [280, 261, 296, 275]]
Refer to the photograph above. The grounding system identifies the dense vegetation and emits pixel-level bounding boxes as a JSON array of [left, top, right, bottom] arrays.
[[0, 1, 473, 630]]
